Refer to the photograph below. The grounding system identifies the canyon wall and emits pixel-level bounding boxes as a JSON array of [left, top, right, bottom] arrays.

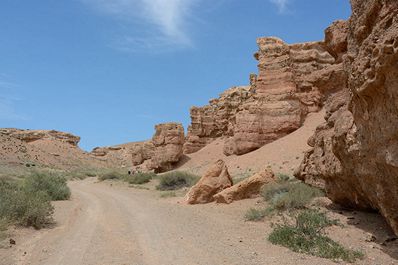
[[296, 0, 398, 235], [184, 34, 346, 156]]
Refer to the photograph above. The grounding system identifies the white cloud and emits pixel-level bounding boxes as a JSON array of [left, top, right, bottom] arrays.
[[269, 0, 289, 13], [82, 0, 199, 51]]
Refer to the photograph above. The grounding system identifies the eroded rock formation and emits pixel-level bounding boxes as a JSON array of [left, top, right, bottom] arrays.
[[149, 123, 185, 173], [183, 86, 251, 154], [185, 160, 233, 204], [184, 34, 346, 156], [213, 168, 275, 204], [296, 0, 398, 235], [92, 123, 184, 172]]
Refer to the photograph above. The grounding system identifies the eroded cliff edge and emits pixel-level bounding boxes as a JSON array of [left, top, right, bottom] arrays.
[[296, 0, 398, 235]]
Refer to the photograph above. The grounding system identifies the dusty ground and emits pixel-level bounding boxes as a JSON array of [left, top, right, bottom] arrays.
[[1, 178, 397, 265], [177, 110, 326, 177]]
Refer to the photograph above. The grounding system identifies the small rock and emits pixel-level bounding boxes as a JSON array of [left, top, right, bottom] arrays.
[[9, 239, 16, 245]]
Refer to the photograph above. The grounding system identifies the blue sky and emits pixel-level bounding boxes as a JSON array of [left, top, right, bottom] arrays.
[[0, 0, 351, 151]]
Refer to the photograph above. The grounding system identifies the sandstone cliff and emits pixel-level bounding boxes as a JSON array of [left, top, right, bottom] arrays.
[[184, 34, 346, 156], [296, 0, 398, 235]]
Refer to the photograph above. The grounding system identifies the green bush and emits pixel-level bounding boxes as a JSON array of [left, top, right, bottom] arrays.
[[276, 173, 291, 182], [268, 210, 363, 262], [24, 172, 71, 201], [0, 179, 54, 229], [126, 172, 155, 185], [244, 208, 266, 221], [156, 171, 200, 191], [98, 171, 125, 181], [262, 181, 323, 212]]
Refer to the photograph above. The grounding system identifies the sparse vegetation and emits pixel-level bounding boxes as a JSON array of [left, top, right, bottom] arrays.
[[262, 180, 323, 213], [244, 208, 267, 221], [156, 171, 200, 191], [0, 179, 54, 229], [160, 191, 177, 198], [23, 172, 71, 201], [276, 173, 291, 182], [269, 210, 363, 262], [126, 172, 155, 185], [0, 218, 8, 241], [98, 171, 126, 181]]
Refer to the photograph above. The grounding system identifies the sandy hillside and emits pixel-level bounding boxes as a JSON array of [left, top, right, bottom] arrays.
[[177, 110, 325, 177], [0, 133, 109, 172]]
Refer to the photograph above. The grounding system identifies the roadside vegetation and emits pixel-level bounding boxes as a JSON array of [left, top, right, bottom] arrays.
[[97, 169, 155, 186], [269, 209, 363, 262], [0, 171, 71, 230], [156, 171, 200, 191], [244, 173, 363, 262]]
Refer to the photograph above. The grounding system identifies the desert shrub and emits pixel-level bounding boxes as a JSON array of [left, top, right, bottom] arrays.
[[276, 173, 291, 182], [98, 171, 126, 181], [156, 171, 200, 191], [126, 172, 155, 185], [269, 210, 363, 262], [160, 191, 177, 198], [24, 172, 71, 201], [262, 180, 323, 212], [0, 179, 54, 229], [244, 208, 267, 221]]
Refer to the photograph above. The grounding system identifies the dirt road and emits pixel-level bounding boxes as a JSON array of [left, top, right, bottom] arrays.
[[2, 178, 393, 265]]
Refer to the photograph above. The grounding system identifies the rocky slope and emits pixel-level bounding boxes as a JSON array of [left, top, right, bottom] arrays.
[[184, 34, 346, 156], [296, 0, 398, 235], [0, 129, 107, 170]]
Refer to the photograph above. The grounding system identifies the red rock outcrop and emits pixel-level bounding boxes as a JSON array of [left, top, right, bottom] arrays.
[[149, 123, 185, 173], [91, 123, 184, 172], [213, 168, 275, 204], [185, 160, 233, 204], [296, 0, 398, 235], [183, 86, 251, 154], [184, 34, 346, 156]]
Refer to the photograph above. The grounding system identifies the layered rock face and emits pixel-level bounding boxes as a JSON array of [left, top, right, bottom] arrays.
[[184, 35, 345, 156], [183, 86, 251, 154], [149, 123, 185, 173], [296, 0, 398, 235]]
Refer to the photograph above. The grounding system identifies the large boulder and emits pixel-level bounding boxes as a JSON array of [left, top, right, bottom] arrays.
[[213, 168, 276, 204], [296, 0, 398, 235], [185, 160, 233, 204]]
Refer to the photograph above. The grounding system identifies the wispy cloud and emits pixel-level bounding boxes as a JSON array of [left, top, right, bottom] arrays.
[[269, 0, 290, 13], [82, 0, 199, 52]]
